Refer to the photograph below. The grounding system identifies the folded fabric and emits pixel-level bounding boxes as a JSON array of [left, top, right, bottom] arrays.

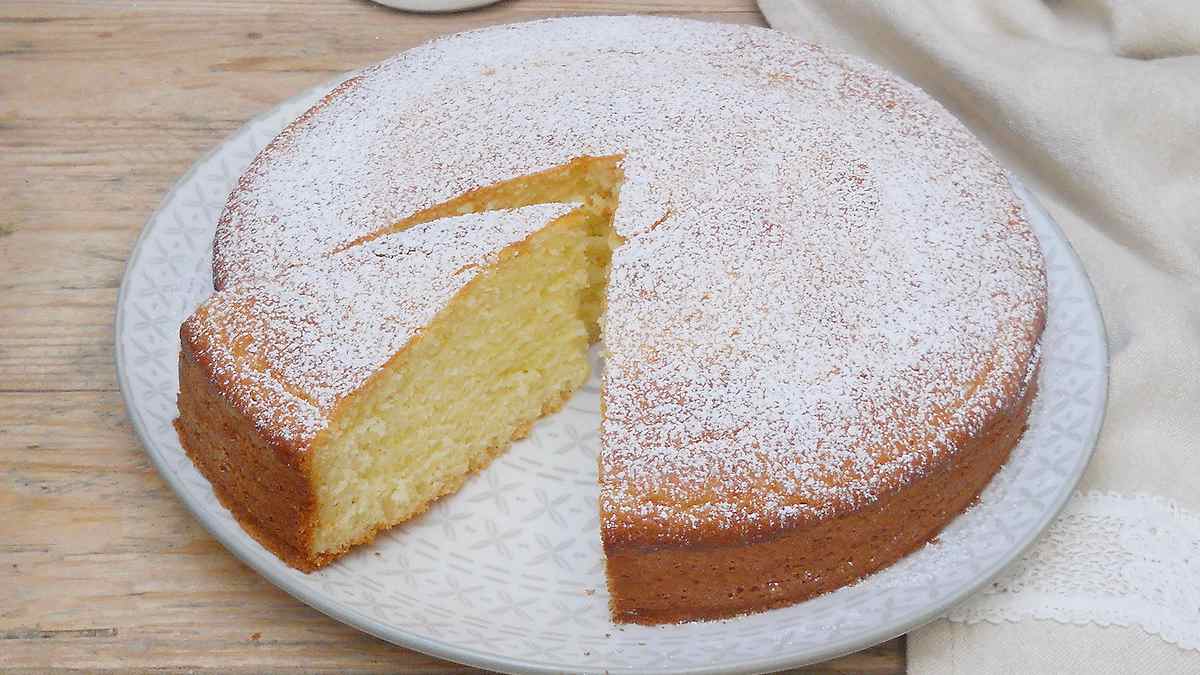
[[757, 1, 1200, 672]]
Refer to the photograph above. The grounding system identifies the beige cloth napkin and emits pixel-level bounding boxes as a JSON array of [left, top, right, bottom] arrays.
[[757, 1, 1200, 673]]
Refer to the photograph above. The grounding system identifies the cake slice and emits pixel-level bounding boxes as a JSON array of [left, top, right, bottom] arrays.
[[176, 203, 616, 569]]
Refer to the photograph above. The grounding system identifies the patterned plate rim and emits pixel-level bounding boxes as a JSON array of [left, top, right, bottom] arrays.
[[115, 76, 1109, 675]]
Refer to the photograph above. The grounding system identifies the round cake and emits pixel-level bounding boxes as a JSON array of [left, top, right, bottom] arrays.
[[178, 15, 1046, 625]]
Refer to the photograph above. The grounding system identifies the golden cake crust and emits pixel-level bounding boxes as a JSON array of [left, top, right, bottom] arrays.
[[176, 343, 320, 570], [602, 339, 1042, 624]]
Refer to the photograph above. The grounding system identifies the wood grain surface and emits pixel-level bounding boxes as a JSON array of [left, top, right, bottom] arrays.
[[0, 1, 905, 672]]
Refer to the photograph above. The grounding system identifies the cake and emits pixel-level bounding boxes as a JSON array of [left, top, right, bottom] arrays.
[[176, 16, 1046, 624]]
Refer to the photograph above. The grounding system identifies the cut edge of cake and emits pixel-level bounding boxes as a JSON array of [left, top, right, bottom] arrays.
[[177, 172, 626, 570]]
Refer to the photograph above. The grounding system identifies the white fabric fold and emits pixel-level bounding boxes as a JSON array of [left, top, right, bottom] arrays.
[[757, 1, 1200, 672]]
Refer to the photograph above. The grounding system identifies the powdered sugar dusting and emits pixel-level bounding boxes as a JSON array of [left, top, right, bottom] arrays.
[[188, 204, 575, 445], [207, 17, 1046, 542]]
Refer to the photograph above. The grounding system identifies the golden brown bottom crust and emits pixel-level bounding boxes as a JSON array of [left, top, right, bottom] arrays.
[[176, 345, 581, 572], [603, 373, 1040, 625]]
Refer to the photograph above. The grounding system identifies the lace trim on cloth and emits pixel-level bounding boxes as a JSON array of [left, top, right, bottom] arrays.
[[945, 491, 1200, 651]]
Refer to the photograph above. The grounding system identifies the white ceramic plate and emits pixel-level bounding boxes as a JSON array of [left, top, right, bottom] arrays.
[[116, 77, 1108, 674]]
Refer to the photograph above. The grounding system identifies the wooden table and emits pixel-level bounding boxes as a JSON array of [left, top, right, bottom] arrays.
[[0, 1, 904, 672]]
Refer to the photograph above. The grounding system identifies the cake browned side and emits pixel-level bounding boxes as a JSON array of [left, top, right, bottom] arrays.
[[603, 354, 1042, 624], [176, 320, 323, 571]]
